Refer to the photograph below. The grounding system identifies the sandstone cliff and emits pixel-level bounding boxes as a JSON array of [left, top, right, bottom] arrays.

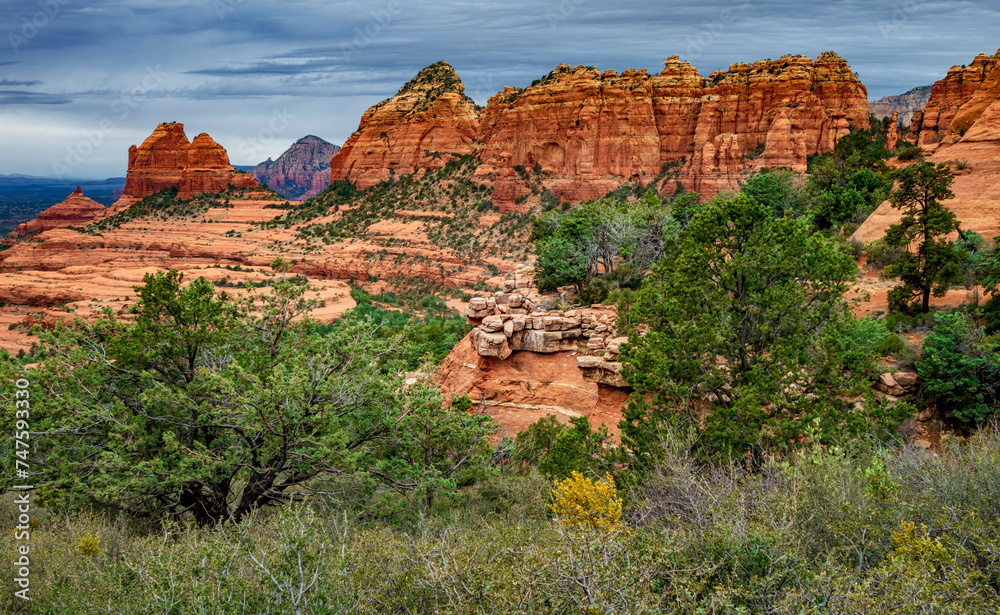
[[115, 123, 258, 207], [854, 49, 1000, 244], [911, 50, 1000, 146], [249, 135, 340, 200], [328, 62, 481, 190], [13, 187, 105, 235], [869, 85, 932, 127], [330, 54, 869, 210]]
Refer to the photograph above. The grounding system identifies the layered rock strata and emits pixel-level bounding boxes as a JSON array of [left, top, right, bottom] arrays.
[[13, 187, 105, 235], [911, 50, 1000, 146], [330, 54, 870, 211], [869, 85, 932, 127], [115, 123, 258, 207]]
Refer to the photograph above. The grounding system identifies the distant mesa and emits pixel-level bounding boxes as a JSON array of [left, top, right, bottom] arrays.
[[249, 135, 340, 200], [329, 54, 870, 211], [113, 122, 258, 209], [13, 186, 106, 235], [869, 85, 933, 127]]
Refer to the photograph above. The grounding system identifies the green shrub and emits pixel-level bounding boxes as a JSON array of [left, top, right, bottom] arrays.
[[878, 333, 907, 356], [895, 145, 924, 161]]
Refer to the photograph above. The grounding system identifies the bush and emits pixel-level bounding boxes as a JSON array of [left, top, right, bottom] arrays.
[[549, 471, 626, 535], [866, 238, 906, 269], [895, 145, 924, 161], [878, 333, 907, 356]]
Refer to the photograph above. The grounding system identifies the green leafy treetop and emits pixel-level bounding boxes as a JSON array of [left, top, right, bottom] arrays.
[[28, 263, 495, 527], [883, 162, 965, 313], [619, 193, 898, 464]]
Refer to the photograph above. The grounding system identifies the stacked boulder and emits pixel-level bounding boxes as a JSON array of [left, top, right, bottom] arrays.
[[464, 269, 630, 389]]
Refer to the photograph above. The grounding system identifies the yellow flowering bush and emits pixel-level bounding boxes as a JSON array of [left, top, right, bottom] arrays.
[[549, 471, 626, 535], [76, 533, 101, 557], [889, 521, 949, 569]]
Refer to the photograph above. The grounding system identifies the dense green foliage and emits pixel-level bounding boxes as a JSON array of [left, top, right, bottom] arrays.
[[531, 189, 694, 301], [807, 129, 893, 232], [20, 263, 493, 528], [5, 430, 1000, 613], [917, 312, 1000, 429], [512, 415, 613, 479], [884, 162, 965, 313], [618, 192, 900, 464], [330, 288, 471, 367]]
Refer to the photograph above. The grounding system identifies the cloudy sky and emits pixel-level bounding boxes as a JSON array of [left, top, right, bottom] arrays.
[[1, 0, 997, 178]]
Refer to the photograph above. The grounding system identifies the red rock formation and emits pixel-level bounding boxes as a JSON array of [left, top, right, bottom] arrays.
[[912, 50, 1000, 146], [328, 62, 481, 190], [116, 122, 258, 207], [330, 54, 869, 211], [886, 112, 900, 150], [250, 135, 340, 200], [13, 187, 105, 235]]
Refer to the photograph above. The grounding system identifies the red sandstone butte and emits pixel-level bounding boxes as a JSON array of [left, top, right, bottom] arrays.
[[328, 62, 480, 190], [14, 187, 105, 234], [911, 49, 1000, 146], [329, 54, 869, 211], [115, 122, 258, 207]]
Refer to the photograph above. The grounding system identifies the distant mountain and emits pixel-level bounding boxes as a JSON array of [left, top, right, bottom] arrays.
[[869, 85, 933, 126], [249, 136, 340, 200], [0, 175, 125, 234]]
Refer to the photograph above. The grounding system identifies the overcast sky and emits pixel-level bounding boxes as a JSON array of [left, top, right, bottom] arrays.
[[1, 0, 997, 178]]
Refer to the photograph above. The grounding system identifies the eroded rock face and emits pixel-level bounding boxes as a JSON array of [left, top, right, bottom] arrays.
[[855, 49, 1000, 244], [117, 123, 258, 206], [869, 85, 932, 127], [13, 187, 105, 235], [912, 50, 1000, 146], [330, 54, 869, 210], [440, 267, 632, 436], [328, 62, 481, 190], [250, 135, 340, 200]]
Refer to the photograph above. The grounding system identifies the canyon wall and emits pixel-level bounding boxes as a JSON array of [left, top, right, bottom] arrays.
[[329, 54, 870, 210]]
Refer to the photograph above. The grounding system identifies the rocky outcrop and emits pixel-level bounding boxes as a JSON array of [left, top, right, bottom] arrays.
[[328, 62, 481, 190], [13, 187, 105, 234], [249, 135, 340, 200], [869, 85, 932, 127], [115, 123, 258, 207], [855, 49, 1000, 244], [330, 54, 870, 211], [912, 50, 1000, 146], [441, 267, 631, 436]]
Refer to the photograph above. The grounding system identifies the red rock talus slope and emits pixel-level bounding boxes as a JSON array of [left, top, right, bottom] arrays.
[[911, 50, 1000, 146], [330, 54, 869, 210], [869, 85, 932, 127], [13, 187, 105, 234], [249, 135, 340, 200], [116, 122, 258, 207], [328, 62, 481, 190], [854, 49, 1000, 244]]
